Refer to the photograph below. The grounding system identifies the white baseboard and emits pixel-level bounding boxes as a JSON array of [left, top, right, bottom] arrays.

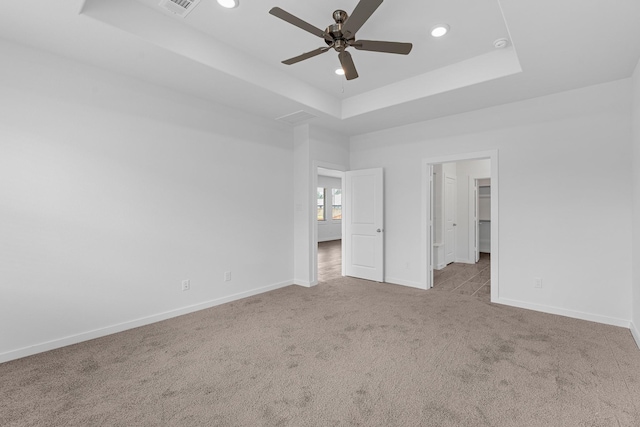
[[0, 280, 293, 364], [455, 258, 475, 265], [495, 297, 631, 329], [385, 277, 426, 290], [294, 279, 317, 288], [631, 322, 640, 350]]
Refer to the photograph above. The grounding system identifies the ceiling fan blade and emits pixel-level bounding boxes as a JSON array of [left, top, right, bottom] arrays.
[[282, 47, 330, 65], [352, 40, 413, 55], [269, 7, 325, 39], [342, 0, 383, 39], [338, 50, 359, 80]]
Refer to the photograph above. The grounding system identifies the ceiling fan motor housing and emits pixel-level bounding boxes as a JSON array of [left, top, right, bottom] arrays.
[[326, 10, 354, 50]]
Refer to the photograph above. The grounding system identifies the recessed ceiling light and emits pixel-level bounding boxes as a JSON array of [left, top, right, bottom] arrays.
[[217, 0, 238, 8], [430, 24, 449, 38], [335, 68, 345, 76]]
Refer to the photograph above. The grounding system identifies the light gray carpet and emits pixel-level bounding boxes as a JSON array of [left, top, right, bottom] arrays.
[[2, 277, 640, 426]]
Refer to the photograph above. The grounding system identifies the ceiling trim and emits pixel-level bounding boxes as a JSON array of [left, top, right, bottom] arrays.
[[81, 0, 522, 123], [342, 46, 522, 119], [81, 0, 342, 118]]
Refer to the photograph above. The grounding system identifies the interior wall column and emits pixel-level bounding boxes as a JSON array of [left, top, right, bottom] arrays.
[[293, 124, 314, 286]]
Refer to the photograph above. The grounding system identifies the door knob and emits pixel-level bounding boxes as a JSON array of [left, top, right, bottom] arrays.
[[376, 228, 382, 233], [453, 223, 457, 226]]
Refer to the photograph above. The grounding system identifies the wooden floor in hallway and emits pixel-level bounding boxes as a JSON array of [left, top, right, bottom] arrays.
[[317, 239, 342, 282], [318, 241, 490, 303], [432, 253, 491, 301]]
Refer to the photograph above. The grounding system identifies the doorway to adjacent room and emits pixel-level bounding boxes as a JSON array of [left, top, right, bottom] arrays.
[[422, 150, 498, 301]]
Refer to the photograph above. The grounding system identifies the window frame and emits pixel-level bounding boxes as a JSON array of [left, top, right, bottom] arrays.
[[331, 188, 342, 221], [317, 187, 326, 221]]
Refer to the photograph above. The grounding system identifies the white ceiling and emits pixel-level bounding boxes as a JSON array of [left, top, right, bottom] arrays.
[[135, 0, 511, 98], [1, 0, 640, 135]]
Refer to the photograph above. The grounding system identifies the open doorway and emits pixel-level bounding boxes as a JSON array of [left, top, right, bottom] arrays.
[[316, 167, 344, 282], [475, 178, 491, 262], [422, 150, 498, 301]]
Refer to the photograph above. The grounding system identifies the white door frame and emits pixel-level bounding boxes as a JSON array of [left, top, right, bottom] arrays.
[[312, 161, 347, 284], [421, 150, 499, 302]]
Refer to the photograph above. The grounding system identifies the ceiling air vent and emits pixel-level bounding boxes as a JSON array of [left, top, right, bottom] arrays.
[[275, 110, 317, 126], [159, 0, 201, 18]]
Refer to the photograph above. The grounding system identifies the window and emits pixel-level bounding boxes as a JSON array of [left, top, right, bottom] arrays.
[[317, 187, 325, 221], [318, 186, 341, 221], [331, 188, 342, 220]]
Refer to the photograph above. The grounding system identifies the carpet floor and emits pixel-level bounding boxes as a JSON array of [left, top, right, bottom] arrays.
[[1, 277, 639, 426]]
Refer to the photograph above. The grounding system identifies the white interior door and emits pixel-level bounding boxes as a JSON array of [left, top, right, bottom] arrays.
[[345, 168, 384, 282], [444, 174, 456, 264]]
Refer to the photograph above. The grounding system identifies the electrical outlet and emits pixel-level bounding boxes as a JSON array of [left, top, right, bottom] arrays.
[[534, 277, 542, 289], [181, 279, 190, 291], [224, 271, 231, 282]]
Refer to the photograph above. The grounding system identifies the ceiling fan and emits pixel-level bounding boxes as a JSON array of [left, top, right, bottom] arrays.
[[269, 0, 412, 80]]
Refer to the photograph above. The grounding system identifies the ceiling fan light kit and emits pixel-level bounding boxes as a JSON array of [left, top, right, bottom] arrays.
[[269, 0, 413, 80]]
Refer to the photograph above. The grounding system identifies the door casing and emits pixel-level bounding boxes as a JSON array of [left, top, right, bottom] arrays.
[[421, 150, 498, 300]]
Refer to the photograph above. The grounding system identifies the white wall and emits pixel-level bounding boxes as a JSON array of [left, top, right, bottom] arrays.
[[350, 79, 633, 327], [293, 125, 312, 286], [310, 127, 350, 168], [0, 41, 294, 362], [317, 175, 342, 242], [632, 59, 640, 345]]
